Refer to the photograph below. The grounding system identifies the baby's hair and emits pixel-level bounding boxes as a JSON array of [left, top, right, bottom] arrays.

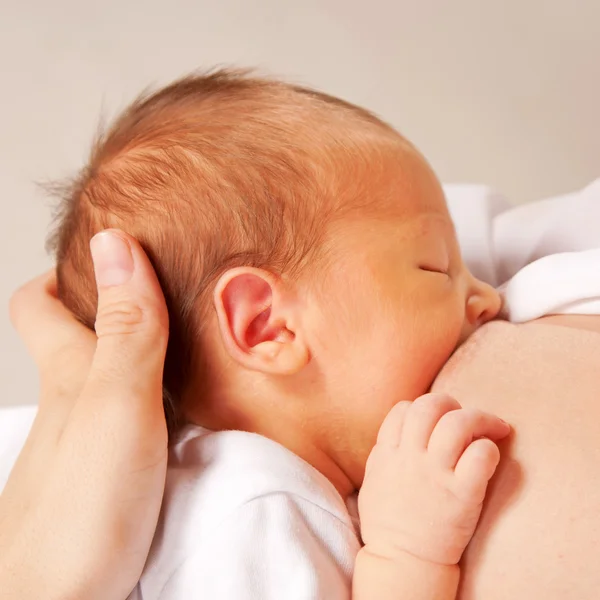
[[48, 68, 400, 436]]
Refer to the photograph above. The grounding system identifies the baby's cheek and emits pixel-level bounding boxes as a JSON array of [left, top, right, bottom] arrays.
[[412, 333, 461, 394]]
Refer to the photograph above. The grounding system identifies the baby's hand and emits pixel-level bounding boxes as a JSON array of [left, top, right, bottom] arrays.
[[358, 393, 511, 567]]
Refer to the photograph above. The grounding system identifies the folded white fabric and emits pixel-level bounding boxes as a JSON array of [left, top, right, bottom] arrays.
[[499, 249, 600, 322], [443, 184, 510, 287], [493, 179, 600, 284], [444, 178, 600, 322]]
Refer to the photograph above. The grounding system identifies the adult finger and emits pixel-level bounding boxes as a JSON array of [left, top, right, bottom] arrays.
[[428, 410, 510, 469], [9, 270, 96, 372], [79, 230, 169, 412], [8, 270, 96, 466]]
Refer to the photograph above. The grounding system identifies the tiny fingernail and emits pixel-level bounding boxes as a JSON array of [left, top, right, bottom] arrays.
[[90, 230, 134, 287]]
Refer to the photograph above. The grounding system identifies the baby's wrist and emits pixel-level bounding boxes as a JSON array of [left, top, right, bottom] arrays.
[[360, 542, 460, 570], [356, 545, 460, 598]]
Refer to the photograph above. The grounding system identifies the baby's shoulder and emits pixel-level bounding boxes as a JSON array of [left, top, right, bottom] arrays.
[[165, 426, 349, 520], [138, 427, 358, 598]]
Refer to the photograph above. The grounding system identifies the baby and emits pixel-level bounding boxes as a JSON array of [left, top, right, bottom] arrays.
[[51, 70, 510, 599]]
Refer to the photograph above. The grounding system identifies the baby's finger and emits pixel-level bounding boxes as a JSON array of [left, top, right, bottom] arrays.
[[376, 401, 411, 447], [401, 393, 461, 450], [453, 438, 501, 503], [428, 410, 510, 469]]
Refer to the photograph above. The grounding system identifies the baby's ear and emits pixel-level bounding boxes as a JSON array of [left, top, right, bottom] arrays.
[[213, 267, 309, 375]]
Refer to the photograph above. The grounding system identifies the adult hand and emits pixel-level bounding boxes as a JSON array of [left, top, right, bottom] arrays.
[[0, 230, 169, 600]]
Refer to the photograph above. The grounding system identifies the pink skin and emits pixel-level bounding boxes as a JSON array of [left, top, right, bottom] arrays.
[[300, 176, 502, 490], [197, 146, 503, 497], [359, 393, 510, 566]]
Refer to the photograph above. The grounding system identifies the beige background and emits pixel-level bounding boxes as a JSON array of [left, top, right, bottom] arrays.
[[1, 0, 599, 407]]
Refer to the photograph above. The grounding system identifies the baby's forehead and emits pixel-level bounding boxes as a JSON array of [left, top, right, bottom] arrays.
[[347, 139, 448, 212], [335, 172, 450, 240], [316, 167, 455, 274], [327, 211, 453, 254]]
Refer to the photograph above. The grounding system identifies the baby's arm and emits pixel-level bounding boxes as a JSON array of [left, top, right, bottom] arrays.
[[353, 393, 511, 600]]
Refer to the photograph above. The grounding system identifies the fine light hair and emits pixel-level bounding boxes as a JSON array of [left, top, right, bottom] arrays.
[[48, 68, 402, 435]]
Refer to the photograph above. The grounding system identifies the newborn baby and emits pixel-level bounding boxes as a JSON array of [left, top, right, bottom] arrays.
[[50, 69, 507, 598]]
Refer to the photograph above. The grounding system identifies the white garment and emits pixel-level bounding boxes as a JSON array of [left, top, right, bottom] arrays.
[[445, 178, 600, 322], [0, 406, 37, 491], [130, 427, 360, 600], [1, 178, 600, 600]]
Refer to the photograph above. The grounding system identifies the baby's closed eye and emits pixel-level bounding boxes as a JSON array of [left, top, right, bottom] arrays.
[[419, 264, 450, 276]]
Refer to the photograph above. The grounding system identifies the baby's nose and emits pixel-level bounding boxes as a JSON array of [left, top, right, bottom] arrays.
[[466, 278, 502, 327]]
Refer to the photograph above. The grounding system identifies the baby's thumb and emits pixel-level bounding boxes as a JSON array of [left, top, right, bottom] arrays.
[[85, 230, 169, 403]]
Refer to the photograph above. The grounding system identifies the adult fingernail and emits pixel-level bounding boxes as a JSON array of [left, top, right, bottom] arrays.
[[90, 230, 134, 287]]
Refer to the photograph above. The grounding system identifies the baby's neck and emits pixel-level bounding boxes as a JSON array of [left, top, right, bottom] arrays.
[[265, 426, 356, 499], [232, 402, 357, 498], [188, 384, 358, 499]]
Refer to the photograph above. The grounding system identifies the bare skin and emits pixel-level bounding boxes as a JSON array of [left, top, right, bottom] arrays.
[[0, 232, 169, 600], [432, 314, 600, 599], [354, 393, 510, 600]]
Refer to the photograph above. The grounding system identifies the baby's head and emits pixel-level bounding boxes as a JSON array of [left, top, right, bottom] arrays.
[[51, 69, 500, 490]]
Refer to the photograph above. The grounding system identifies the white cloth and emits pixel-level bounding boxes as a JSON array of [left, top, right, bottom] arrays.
[[1, 178, 600, 599], [445, 178, 600, 322], [0, 405, 36, 490], [130, 427, 360, 600]]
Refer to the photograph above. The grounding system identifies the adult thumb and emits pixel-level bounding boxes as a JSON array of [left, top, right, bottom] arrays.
[[85, 230, 169, 402]]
